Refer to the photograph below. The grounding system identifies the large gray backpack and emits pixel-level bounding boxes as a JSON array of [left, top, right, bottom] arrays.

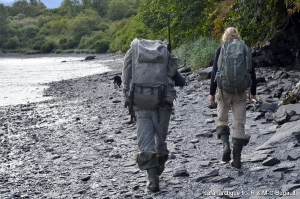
[[128, 38, 177, 110], [217, 39, 252, 94]]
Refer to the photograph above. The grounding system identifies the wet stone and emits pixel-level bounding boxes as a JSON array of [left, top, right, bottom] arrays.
[[267, 172, 283, 180], [249, 167, 268, 172], [249, 154, 269, 163], [83, 127, 99, 133], [272, 162, 295, 172], [203, 175, 234, 183], [262, 157, 281, 166], [287, 151, 300, 161], [195, 169, 219, 182], [173, 169, 189, 177], [190, 139, 199, 143], [196, 131, 213, 138], [81, 175, 91, 182], [281, 184, 300, 192], [198, 161, 210, 167]]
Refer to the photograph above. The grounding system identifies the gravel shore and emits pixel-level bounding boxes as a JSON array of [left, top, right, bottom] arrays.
[[0, 54, 300, 199]]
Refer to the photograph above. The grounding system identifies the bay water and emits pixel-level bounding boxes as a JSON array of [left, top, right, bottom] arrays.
[[0, 54, 116, 107]]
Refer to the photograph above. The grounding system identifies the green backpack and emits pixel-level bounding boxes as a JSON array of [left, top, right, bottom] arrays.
[[217, 39, 252, 94]]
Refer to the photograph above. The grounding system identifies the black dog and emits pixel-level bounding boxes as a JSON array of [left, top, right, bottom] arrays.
[[113, 75, 122, 88]]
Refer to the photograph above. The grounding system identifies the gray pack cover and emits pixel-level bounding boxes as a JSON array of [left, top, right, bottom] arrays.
[[122, 38, 177, 110]]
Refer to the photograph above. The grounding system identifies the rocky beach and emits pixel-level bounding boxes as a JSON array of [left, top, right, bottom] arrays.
[[0, 52, 300, 199]]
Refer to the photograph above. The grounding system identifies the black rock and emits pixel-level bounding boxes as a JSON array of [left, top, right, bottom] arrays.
[[84, 56, 96, 60]]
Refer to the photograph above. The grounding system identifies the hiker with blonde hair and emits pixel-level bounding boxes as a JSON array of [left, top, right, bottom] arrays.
[[209, 27, 257, 168]]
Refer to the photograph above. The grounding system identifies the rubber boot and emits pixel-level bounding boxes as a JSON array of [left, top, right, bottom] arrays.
[[231, 135, 251, 168], [136, 151, 159, 192], [231, 144, 243, 168], [146, 168, 159, 192], [217, 125, 231, 162], [157, 152, 169, 176], [220, 134, 231, 162]]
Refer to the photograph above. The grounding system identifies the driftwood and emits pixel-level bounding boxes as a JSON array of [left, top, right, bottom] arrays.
[[279, 81, 300, 106]]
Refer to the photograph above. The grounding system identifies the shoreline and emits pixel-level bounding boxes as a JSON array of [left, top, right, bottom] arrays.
[[0, 53, 124, 108]]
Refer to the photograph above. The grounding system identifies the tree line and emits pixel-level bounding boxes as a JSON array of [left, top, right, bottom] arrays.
[[0, 0, 299, 54]]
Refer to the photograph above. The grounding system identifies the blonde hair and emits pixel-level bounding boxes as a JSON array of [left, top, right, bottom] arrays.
[[222, 27, 240, 42]]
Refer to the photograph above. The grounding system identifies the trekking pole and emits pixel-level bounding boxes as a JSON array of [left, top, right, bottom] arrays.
[[167, 13, 171, 53]]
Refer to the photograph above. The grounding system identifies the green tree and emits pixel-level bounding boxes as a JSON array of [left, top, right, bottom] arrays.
[[61, 0, 81, 17], [41, 41, 56, 53], [139, 0, 213, 47], [92, 0, 110, 17], [21, 25, 40, 39], [107, 0, 129, 21], [68, 9, 101, 41], [3, 36, 20, 49], [48, 18, 69, 35], [29, 0, 38, 6], [226, 0, 289, 45], [0, 4, 9, 47], [82, 0, 92, 10]]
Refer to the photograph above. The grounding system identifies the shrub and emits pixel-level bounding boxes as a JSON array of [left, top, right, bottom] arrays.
[[63, 49, 75, 54], [41, 41, 56, 53], [172, 37, 220, 71], [94, 39, 110, 53]]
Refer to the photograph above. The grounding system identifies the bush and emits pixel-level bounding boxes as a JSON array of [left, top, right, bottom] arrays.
[[172, 37, 220, 71], [32, 35, 46, 50], [21, 25, 40, 39], [66, 38, 78, 49], [55, 49, 63, 54], [41, 41, 56, 53], [3, 36, 20, 49], [94, 39, 110, 53], [25, 50, 42, 54], [63, 49, 75, 54], [74, 49, 81, 54]]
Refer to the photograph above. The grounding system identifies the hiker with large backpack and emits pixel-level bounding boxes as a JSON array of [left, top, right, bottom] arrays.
[[209, 27, 257, 168], [122, 38, 185, 191]]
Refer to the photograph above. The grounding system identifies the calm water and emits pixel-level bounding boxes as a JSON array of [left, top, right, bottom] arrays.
[[0, 55, 118, 107]]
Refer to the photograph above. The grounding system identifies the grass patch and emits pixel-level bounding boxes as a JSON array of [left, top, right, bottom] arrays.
[[25, 50, 42, 54], [173, 37, 220, 71]]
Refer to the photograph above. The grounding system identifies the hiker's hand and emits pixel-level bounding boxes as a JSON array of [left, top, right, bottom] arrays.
[[210, 95, 215, 106], [250, 95, 256, 100]]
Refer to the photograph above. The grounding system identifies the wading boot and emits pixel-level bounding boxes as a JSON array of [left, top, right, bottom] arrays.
[[157, 152, 169, 176], [136, 151, 159, 191], [220, 134, 231, 162], [217, 125, 231, 162], [231, 135, 251, 169]]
